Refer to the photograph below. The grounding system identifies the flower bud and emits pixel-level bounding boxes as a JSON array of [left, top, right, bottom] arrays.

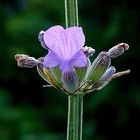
[[108, 43, 129, 58], [101, 66, 116, 81], [62, 71, 79, 94], [89, 66, 116, 91], [37, 63, 62, 90], [112, 69, 131, 79], [75, 58, 91, 83], [89, 67, 129, 92], [86, 52, 111, 83], [50, 66, 62, 83], [82, 46, 95, 57], [38, 57, 62, 85], [15, 54, 40, 68]]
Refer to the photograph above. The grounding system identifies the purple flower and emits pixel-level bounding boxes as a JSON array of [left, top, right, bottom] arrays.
[[41, 26, 87, 73]]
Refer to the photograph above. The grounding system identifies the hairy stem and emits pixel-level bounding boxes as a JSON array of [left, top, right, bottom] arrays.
[[67, 93, 83, 140], [65, 0, 79, 27]]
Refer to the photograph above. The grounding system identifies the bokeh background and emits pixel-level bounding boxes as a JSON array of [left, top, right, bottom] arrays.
[[0, 0, 140, 140]]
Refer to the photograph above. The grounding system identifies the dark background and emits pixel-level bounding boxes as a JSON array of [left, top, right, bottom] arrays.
[[0, 0, 140, 140]]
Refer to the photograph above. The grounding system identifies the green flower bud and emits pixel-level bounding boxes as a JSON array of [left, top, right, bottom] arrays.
[[37, 63, 62, 90], [86, 52, 111, 83], [92, 66, 116, 91], [75, 58, 91, 84], [62, 71, 79, 94], [50, 66, 62, 84]]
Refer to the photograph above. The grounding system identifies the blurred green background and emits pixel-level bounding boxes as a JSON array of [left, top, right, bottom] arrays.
[[0, 0, 139, 140]]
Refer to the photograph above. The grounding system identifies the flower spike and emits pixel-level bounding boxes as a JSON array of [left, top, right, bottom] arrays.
[[15, 25, 130, 95]]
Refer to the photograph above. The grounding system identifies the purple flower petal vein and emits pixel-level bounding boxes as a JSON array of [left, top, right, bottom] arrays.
[[42, 25, 87, 72]]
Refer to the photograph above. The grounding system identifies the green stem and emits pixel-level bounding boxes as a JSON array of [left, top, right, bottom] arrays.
[[65, 0, 82, 139], [65, 0, 79, 27], [67, 93, 83, 140]]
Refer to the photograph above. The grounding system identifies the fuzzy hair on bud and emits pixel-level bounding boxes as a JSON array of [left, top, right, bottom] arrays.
[[108, 43, 129, 58], [82, 46, 95, 57], [15, 54, 40, 68]]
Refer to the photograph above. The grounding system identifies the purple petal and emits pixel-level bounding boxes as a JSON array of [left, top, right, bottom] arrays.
[[38, 30, 48, 49], [59, 60, 74, 73], [63, 27, 85, 58], [44, 51, 60, 67], [70, 50, 87, 67], [43, 26, 85, 59], [43, 25, 64, 55], [59, 51, 87, 73]]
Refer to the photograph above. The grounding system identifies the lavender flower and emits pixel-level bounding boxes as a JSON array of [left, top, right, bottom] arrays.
[[38, 25, 89, 93], [41, 25, 87, 73], [15, 25, 130, 94]]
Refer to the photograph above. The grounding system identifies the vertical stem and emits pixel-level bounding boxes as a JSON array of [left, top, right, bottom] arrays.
[[65, 0, 79, 27], [65, 0, 82, 139], [67, 93, 83, 140]]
